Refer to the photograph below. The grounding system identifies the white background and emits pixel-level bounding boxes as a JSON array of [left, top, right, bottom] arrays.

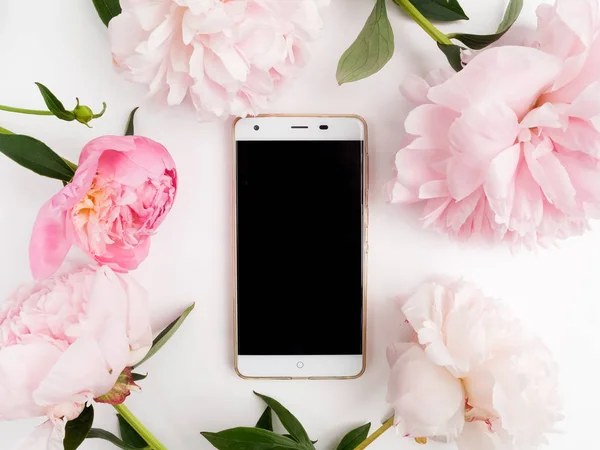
[[0, 0, 599, 449]]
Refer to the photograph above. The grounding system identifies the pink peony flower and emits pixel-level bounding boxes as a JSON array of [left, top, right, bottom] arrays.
[[30, 135, 177, 280], [108, 0, 328, 120], [0, 265, 153, 449], [387, 281, 562, 449], [389, 0, 600, 247]]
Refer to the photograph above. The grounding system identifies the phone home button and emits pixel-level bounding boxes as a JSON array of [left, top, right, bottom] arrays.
[[296, 361, 304, 369]]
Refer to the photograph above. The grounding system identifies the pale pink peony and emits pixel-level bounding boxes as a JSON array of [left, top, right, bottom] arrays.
[[387, 281, 562, 450], [30, 135, 177, 280], [108, 0, 328, 120], [389, 0, 600, 246], [0, 265, 153, 449]]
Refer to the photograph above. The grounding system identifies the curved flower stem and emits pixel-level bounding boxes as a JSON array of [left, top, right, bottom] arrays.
[[355, 416, 394, 450], [0, 104, 54, 116], [393, 0, 453, 45], [113, 404, 168, 450]]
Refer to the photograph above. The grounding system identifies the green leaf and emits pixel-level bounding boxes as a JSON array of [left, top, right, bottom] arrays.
[[336, 0, 394, 84], [35, 83, 75, 122], [131, 372, 148, 382], [256, 407, 273, 431], [201, 428, 306, 450], [0, 126, 13, 135], [254, 393, 313, 448], [449, 0, 523, 50], [335, 423, 371, 450], [118, 414, 149, 448], [497, 0, 523, 33], [283, 435, 317, 445], [408, 0, 469, 21], [64, 405, 94, 450], [92, 0, 122, 27], [87, 428, 149, 450], [125, 107, 139, 136], [438, 43, 464, 72], [133, 303, 195, 369], [0, 134, 76, 181]]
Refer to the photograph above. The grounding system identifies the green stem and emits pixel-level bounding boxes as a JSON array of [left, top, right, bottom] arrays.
[[355, 416, 394, 450], [394, 0, 453, 45], [0, 104, 54, 116], [113, 404, 168, 450]]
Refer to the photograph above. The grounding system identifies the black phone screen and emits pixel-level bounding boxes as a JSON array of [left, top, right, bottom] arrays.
[[236, 140, 364, 356]]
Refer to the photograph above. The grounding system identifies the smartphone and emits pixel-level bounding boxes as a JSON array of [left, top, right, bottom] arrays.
[[233, 115, 368, 379]]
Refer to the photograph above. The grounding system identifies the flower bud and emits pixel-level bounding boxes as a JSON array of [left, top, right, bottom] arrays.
[[72, 98, 107, 127], [74, 104, 94, 125]]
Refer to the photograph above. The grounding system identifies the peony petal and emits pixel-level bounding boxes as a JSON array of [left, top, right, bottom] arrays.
[[543, 32, 600, 104], [79, 136, 136, 167], [455, 422, 499, 450], [290, 0, 324, 41], [428, 46, 563, 119], [170, 40, 192, 73], [424, 67, 456, 87], [146, 17, 173, 52], [567, 80, 600, 120], [532, 0, 598, 92], [405, 105, 459, 146], [108, 13, 146, 58], [394, 142, 441, 193], [387, 344, 465, 441], [0, 343, 62, 420], [448, 102, 520, 162], [444, 190, 483, 232], [122, 0, 173, 31], [166, 70, 190, 106], [29, 202, 71, 281], [484, 144, 521, 224], [555, 152, 600, 217], [388, 179, 418, 203], [95, 236, 152, 273], [400, 283, 442, 335], [16, 419, 66, 450], [524, 140, 578, 213], [119, 274, 153, 365], [82, 268, 132, 372], [446, 158, 485, 202], [421, 198, 451, 228], [95, 136, 175, 182], [546, 118, 600, 159], [213, 46, 250, 83], [509, 165, 544, 237], [446, 102, 519, 201], [419, 180, 449, 199], [189, 43, 206, 82], [191, 75, 230, 118], [520, 103, 566, 130], [33, 337, 117, 407], [400, 74, 431, 105]]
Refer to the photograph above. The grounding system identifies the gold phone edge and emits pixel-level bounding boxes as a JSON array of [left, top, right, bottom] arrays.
[[232, 114, 369, 381]]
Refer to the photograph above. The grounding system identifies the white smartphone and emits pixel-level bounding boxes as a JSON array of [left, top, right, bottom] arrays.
[[233, 115, 368, 379]]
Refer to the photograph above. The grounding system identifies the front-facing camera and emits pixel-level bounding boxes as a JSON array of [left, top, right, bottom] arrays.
[[254, 125, 260, 131]]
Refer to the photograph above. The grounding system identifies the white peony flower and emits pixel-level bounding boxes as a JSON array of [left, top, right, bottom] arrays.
[[387, 281, 562, 450], [109, 0, 328, 120]]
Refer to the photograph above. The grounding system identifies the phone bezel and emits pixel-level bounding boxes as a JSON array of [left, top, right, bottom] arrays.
[[232, 114, 369, 380]]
